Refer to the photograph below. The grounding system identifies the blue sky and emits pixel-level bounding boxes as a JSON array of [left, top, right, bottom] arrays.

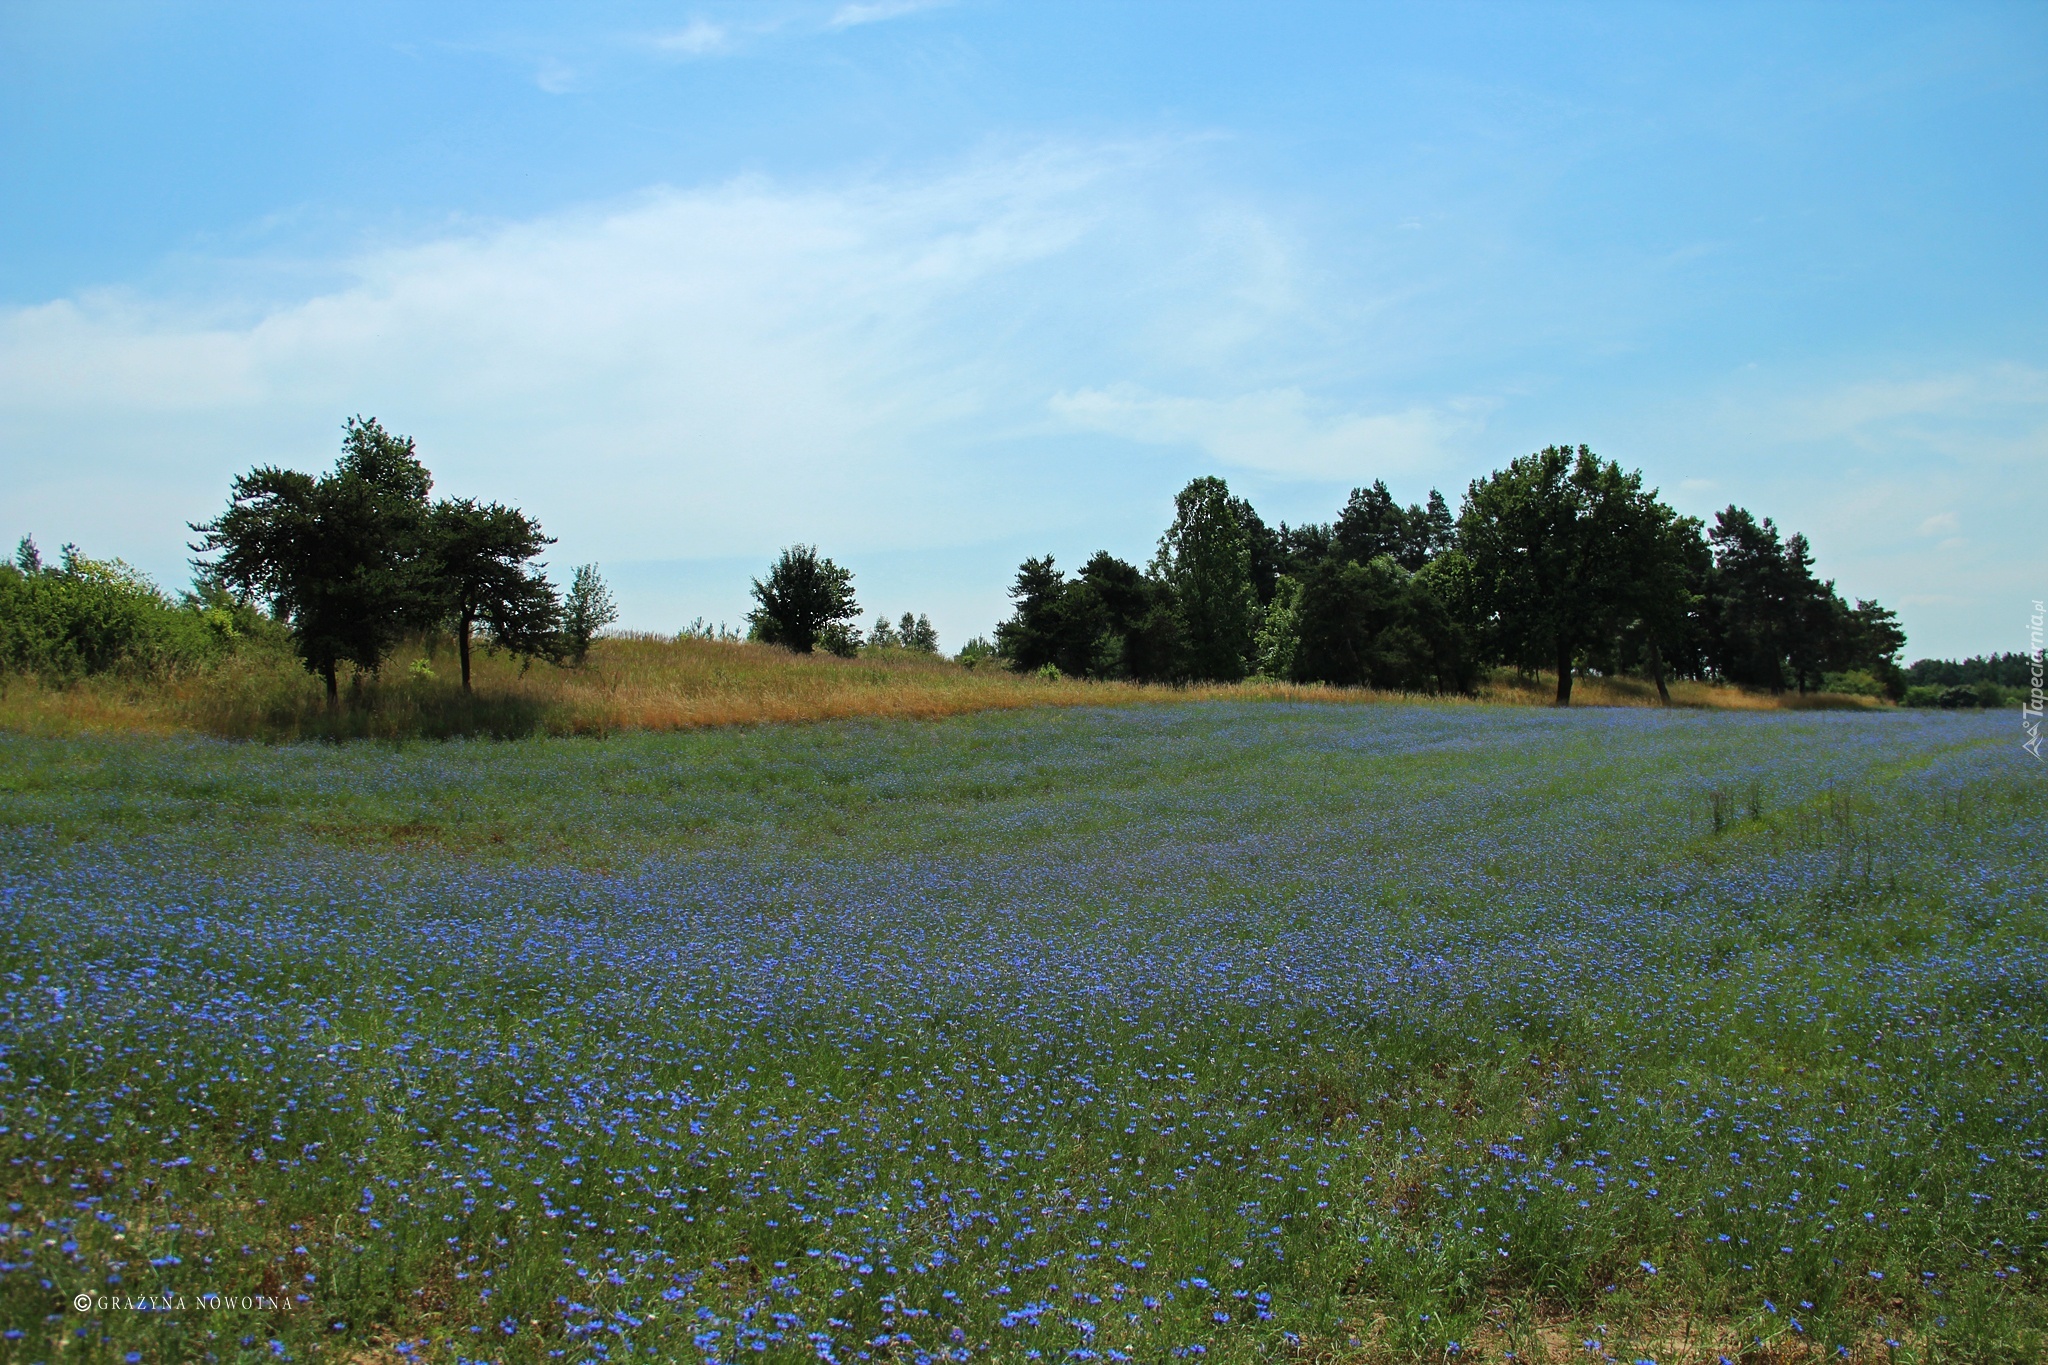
[[3, 1, 2043, 659]]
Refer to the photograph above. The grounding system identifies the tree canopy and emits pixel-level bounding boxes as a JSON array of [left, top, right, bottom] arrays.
[[992, 452, 1904, 704], [748, 546, 859, 655], [427, 497, 559, 690], [191, 417, 438, 704]]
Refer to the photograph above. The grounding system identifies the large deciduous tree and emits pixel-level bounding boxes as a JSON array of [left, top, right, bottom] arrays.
[[1153, 476, 1257, 682], [427, 498, 560, 691], [748, 546, 859, 654], [1458, 444, 1687, 706], [190, 417, 435, 707]]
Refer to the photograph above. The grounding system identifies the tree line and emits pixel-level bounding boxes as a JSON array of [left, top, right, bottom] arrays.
[[0, 424, 1955, 709], [991, 446, 1907, 704]]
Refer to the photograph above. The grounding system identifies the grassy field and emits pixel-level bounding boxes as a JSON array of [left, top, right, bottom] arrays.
[[0, 633, 1880, 742], [2, 703, 2037, 1364]]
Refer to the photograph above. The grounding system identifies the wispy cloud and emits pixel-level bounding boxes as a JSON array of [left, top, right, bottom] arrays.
[[1775, 363, 2048, 458], [0, 143, 1346, 589], [1050, 384, 1484, 481], [829, 0, 948, 29], [648, 19, 732, 57]]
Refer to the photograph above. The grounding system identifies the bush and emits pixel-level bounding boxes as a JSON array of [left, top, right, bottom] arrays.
[[816, 621, 863, 658], [0, 540, 238, 681], [1820, 669, 1888, 698]]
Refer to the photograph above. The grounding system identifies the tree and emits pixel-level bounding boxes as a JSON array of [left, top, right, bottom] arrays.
[[1457, 444, 1684, 706], [426, 498, 560, 691], [1290, 555, 1469, 693], [1594, 508, 1707, 705], [1153, 476, 1257, 682], [993, 556, 1098, 676], [561, 564, 619, 665], [1231, 495, 1284, 606], [1253, 574, 1303, 679], [1705, 508, 1840, 693], [1080, 552, 1182, 682], [1836, 598, 1906, 697], [898, 612, 939, 653], [191, 416, 434, 707], [993, 552, 1181, 681], [747, 545, 859, 654], [1333, 481, 1455, 571]]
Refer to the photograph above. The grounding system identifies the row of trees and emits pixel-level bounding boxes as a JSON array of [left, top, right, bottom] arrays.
[[11, 420, 1915, 709], [994, 447, 1906, 703], [192, 419, 616, 704]]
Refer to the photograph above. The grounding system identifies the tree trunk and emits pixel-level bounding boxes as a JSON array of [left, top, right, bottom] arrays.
[[322, 661, 339, 711], [1647, 639, 1670, 706], [1555, 640, 1574, 707], [458, 612, 474, 693]]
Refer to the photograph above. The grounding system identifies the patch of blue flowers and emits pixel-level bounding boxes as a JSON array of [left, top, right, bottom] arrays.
[[0, 703, 2039, 1360]]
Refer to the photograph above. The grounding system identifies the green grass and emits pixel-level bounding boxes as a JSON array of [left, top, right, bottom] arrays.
[[0, 703, 2040, 1364]]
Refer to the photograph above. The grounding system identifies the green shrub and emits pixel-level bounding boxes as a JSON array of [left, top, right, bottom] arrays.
[[954, 636, 1000, 670], [0, 542, 240, 681], [1819, 668, 1887, 697]]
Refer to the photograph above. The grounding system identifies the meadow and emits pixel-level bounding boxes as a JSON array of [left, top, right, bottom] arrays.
[[0, 701, 2040, 1363], [0, 632, 1877, 743]]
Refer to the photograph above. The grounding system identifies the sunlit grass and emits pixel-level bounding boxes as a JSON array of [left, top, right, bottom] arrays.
[[0, 632, 1881, 743]]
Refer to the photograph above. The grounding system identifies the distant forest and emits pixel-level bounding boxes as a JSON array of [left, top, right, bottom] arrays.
[[1, 422, 2032, 710], [985, 448, 1916, 705]]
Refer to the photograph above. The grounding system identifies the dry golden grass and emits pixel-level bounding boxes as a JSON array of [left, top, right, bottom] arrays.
[[0, 632, 1886, 741], [1478, 669, 1885, 711]]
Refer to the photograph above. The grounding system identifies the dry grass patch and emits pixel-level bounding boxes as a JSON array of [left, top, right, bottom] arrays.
[[0, 633, 1888, 741]]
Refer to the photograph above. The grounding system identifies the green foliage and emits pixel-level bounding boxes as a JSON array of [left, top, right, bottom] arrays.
[[0, 539, 233, 680], [993, 552, 1182, 682], [1153, 475, 1257, 681], [1251, 573, 1302, 680], [816, 620, 864, 658], [426, 497, 560, 689], [679, 616, 743, 643], [864, 611, 940, 655], [1290, 554, 1471, 692], [747, 545, 860, 654], [1820, 669, 1887, 697], [1459, 445, 1691, 705], [191, 416, 439, 703], [899, 611, 938, 653], [1333, 480, 1455, 570], [1905, 650, 2036, 691], [562, 563, 620, 664], [954, 635, 999, 670]]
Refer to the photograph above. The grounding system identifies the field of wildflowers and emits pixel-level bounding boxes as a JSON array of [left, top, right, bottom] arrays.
[[0, 703, 2040, 1363]]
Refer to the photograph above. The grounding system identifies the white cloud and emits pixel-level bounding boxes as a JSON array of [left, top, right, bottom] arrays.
[[649, 20, 732, 56], [829, 0, 947, 28], [1050, 384, 1482, 480], [1776, 363, 2048, 458], [1661, 361, 2048, 658], [4, 142, 1409, 637]]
